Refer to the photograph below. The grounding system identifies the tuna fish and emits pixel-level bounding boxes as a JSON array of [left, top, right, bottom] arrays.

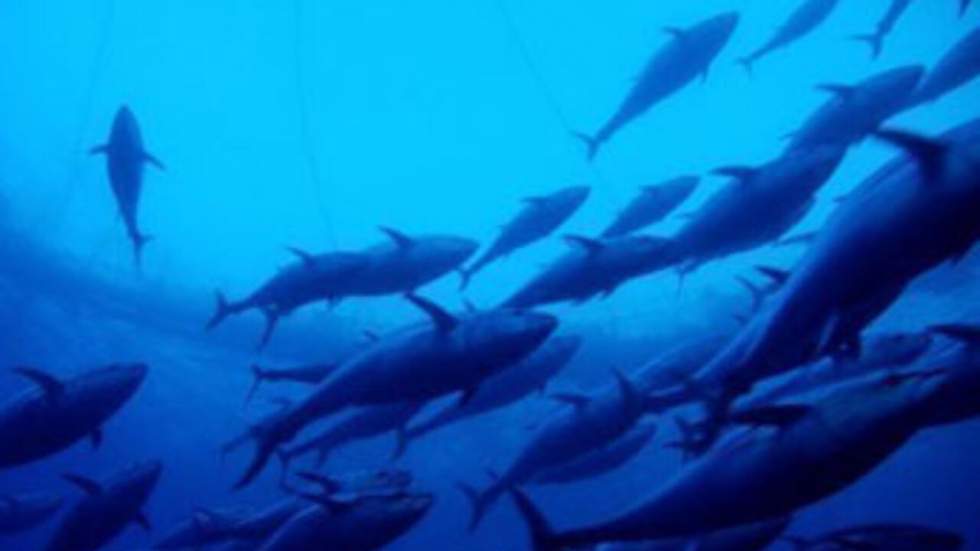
[[278, 401, 425, 471], [531, 422, 656, 486], [245, 361, 338, 404], [600, 176, 699, 238], [852, 0, 913, 59], [256, 490, 433, 551], [511, 372, 946, 549], [153, 506, 254, 549], [46, 461, 163, 551], [0, 363, 147, 467], [597, 516, 792, 551], [737, 0, 840, 73], [0, 492, 62, 534], [738, 330, 934, 408], [683, 119, 980, 426], [786, 66, 923, 152], [460, 186, 590, 289], [341, 228, 478, 296], [394, 335, 582, 457], [670, 146, 845, 275], [501, 235, 677, 309], [909, 27, 980, 108], [90, 106, 165, 267], [575, 12, 739, 160], [227, 294, 557, 488], [206, 250, 368, 348], [782, 523, 964, 550]]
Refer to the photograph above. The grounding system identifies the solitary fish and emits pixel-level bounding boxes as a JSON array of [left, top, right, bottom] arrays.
[[600, 176, 698, 238], [46, 461, 163, 551], [90, 106, 165, 267], [575, 12, 739, 160], [460, 186, 589, 290], [737, 0, 840, 74]]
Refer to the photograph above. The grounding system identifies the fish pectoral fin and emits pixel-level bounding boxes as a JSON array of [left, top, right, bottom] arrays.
[[142, 150, 166, 171], [727, 404, 811, 429], [521, 196, 547, 207], [404, 293, 458, 332], [548, 391, 591, 410], [133, 510, 152, 531], [873, 129, 949, 182], [90, 427, 103, 449], [62, 474, 103, 496], [10, 367, 65, 403], [755, 265, 790, 286]]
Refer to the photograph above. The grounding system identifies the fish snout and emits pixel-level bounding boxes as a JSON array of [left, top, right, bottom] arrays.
[[109, 362, 149, 391]]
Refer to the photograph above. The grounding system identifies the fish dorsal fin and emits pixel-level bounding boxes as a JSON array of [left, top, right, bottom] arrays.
[[295, 471, 343, 494], [874, 129, 949, 182], [285, 246, 316, 268], [563, 234, 604, 255], [378, 226, 415, 249], [815, 83, 856, 100], [405, 293, 458, 332], [612, 369, 641, 413], [62, 474, 103, 496], [713, 165, 758, 183], [549, 392, 591, 410], [522, 196, 547, 207], [728, 404, 811, 429], [929, 324, 980, 345], [755, 265, 790, 286], [662, 26, 687, 40], [11, 367, 65, 401]]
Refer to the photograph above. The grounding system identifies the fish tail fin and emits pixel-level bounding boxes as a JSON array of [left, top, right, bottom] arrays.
[[571, 131, 600, 161], [456, 481, 494, 532], [458, 268, 473, 291], [509, 488, 561, 551], [245, 364, 266, 404], [850, 32, 883, 59], [206, 290, 233, 331], [736, 56, 754, 76], [132, 233, 153, 268], [232, 434, 278, 490]]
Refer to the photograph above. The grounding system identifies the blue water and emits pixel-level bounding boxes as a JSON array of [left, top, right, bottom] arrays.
[[1, 1, 979, 549]]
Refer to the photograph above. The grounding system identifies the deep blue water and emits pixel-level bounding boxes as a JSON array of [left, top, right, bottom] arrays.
[[2, 1, 980, 550]]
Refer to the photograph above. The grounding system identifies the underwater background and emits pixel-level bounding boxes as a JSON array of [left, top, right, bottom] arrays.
[[2, 0, 980, 549]]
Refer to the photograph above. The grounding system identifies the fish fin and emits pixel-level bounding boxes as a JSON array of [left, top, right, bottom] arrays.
[[90, 427, 103, 449], [205, 290, 233, 330], [873, 129, 948, 182], [563, 234, 604, 255], [456, 482, 491, 532], [132, 233, 153, 268], [273, 447, 294, 486], [378, 226, 415, 248], [775, 231, 817, 247], [662, 26, 686, 40], [815, 83, 857, 100], [548, 391, 591, 410], [232, 433, 278, 490], [755, 265, 790, 286], [89, 143, 109, 155], [736, 56, 754, 76], [404, 293, 458, 332], [142, 151, 166, 171], [612, 368, 641, 413], [728, 404, 811, 429], [509, 488, 561, 551], [295, 471, 343, 494], [133, 510, 152, 531], [284, 246, 316, 268], [10, 367, 65, 402], [736, 275, 764, 313], [256, 308, 280, 350], [462, 298, 478, 314], [522, 196, 547, 206], [929, 323, 980, 345], [62, 474, 103, 496], [850, 33, 883, 59], [712, 165, 758, 183], [458, 267, 474, 290], [571, 131, 600, 161], [245, 365, 265, 404]]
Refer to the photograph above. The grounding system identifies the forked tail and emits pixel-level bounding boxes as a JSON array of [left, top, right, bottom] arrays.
[[456, 481, 499, 532], [572, 132, 601, 161], [736, 56, 755, 76], [509, 488, 562, 551], [245, 365, 267, 404], [850, 32, 884, 59], [131, 233, 154, 269]]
